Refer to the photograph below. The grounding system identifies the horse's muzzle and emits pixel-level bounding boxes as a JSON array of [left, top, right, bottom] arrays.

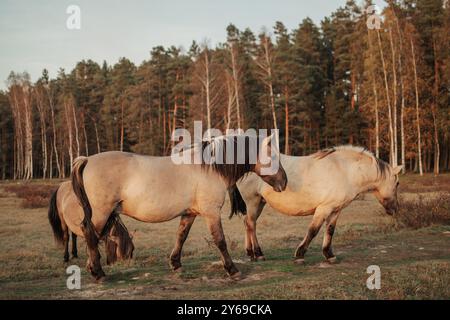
[[273, 178, 287, 193], [273, 184, 284, 192], [383, 198, 398, 215]]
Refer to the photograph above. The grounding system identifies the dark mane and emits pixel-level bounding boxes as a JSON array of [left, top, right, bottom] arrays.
[[312, 147, 336, 159], [200, 135, 259, 185], [374, 157, 390, 180]]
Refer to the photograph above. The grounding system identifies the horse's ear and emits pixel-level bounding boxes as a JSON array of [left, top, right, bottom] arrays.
[[393, 165, 403, 175]]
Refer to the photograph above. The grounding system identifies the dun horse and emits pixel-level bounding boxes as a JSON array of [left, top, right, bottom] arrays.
[[48, 181, 134, 265], [230, 146, 402, 263], [70, 134, 287, 280]]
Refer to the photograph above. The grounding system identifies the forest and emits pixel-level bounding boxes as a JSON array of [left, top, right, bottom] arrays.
[[0, 0, 449, 180]]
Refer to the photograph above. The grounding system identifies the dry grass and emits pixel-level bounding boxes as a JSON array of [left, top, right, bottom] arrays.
[[2, 184, 57, 208], [0, 174, 449, 299], [399, 174, 450, 193], [395, 193, 450, 229]]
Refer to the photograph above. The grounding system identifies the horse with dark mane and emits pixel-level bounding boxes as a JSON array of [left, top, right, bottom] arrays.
[[69, 134, 287, 280]]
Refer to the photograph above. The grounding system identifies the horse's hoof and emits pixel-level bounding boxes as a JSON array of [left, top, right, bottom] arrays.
[[256, 256, 266, 261], [230, 271, 243, 281], [95, 275, 106, 283], [327, 257, 337, 264], [173, 266, 183, 273], [294, 258, 305, 265]]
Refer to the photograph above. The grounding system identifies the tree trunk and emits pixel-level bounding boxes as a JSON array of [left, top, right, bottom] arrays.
[[47, 88, 61, 178], [64, 98, 74, 172], [410, 38, 423, 176], [395, 13, 406, 174], [368, 30, 380, 158], [23, 86, 33, 180], [72, 100, 80, 158], [36, 88, 48, 178], [82, 110, 89, 156], [284, 86, 290, 155], [120, 101, 124, 152], [377, 29, 395, 165], [432, 39, 440, 175], [389, 27, 398, 167], [229, 42, 242, 128], [226, 76, 233, 131]]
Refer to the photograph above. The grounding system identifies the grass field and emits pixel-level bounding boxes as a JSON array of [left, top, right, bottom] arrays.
[[0, 174, 449, 299]]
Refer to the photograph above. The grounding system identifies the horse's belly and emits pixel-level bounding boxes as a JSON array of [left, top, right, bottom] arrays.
[[262, 189, 317, 216], [117, 167, 195, 223], [121, 192, 190, 223], [122, 201, 186, 223]]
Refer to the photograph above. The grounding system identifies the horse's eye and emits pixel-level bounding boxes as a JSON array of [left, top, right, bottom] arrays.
[[396, 181, 399, 187]]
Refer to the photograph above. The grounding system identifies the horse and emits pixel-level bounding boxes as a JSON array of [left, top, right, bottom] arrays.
[[229, 145, 402, 263], [48, 181, 134, 265], [70, 134, 287, 280]]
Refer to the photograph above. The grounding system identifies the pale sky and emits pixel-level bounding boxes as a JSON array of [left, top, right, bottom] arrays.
[[0, 0, 386, 90]]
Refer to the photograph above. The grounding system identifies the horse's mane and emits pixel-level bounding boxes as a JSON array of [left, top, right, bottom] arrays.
[[199, 135, 259, 185], [312, 145, 390, 179]]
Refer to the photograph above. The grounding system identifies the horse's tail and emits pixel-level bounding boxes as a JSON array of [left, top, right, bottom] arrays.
[[71, 156, 98, 248], [228, 184, 247, 219], [48, 186, 64, 245]]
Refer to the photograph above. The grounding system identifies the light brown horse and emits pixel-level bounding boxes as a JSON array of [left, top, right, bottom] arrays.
[[230, 146, 402, 263], [48, 181, 134, 265], [71, 134, 287, 280]]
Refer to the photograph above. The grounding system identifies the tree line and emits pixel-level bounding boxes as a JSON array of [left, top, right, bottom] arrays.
[[0, 0, 449, 180]]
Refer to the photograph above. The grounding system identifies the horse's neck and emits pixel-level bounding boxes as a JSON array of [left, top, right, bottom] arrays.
[[353, 159, 381, 193]]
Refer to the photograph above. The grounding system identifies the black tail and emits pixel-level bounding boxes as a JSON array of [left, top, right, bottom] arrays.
[[48, 187, 64, 245], [71, 156, 98, 248], [228, 184, 247, 219]]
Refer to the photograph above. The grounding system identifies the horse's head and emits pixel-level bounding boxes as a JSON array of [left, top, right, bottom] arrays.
[[105, 225, 135, 265], [373, 164, 402, 215], [254, 133, 287, 193]]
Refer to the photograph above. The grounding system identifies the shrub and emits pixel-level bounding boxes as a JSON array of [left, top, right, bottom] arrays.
[[3, 184, 57, 209], [394, 192, 450, 229]]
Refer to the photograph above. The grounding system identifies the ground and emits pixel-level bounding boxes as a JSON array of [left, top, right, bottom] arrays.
[[0, 174, 449, 299]]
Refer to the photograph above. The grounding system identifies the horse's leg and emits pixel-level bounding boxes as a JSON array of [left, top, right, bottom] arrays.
[[204, 213, 240, 279], [63, 229, 70, 263], [243, 196, 260, 260], [322, 210, 340, 263], [71, 232, 78, 259], [83, 214, 109, 281], [245, 200, 266, 261], [294, 206, 332, 264], [169, 213, 196, 272], [86, 244, 104, 281], [244, 217, 255, 261]]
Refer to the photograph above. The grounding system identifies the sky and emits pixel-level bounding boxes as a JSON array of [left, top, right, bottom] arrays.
[[0, 0, 386, 90]]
